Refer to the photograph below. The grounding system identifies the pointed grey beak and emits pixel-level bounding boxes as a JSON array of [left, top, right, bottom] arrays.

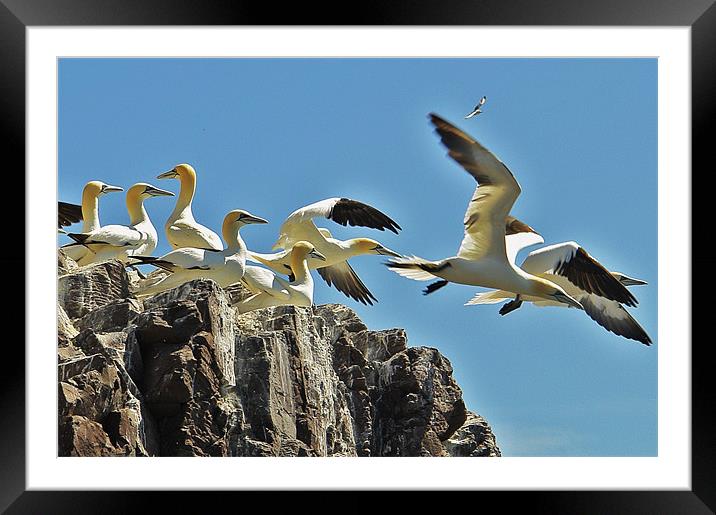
[[375, 245, 402, 258], [240, 214, 269, 225], [145, 185, 175, 197], [309, 249, 327, 261], [102, 184, 124, 193], [156, 169, 178, 180]]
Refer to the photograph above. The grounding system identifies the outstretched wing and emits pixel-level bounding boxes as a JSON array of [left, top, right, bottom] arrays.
[[429, 113, 522, 261], [579, 295, 652, 345], [316, 261, 377, 305], [521, 242, 638, 307], [274, 197, 400, 249], [58, 201, 83, 228]]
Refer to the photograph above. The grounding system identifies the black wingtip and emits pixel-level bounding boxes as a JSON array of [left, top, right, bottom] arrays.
[[330, 198, 402, 234], [386, 222, 402, 235], [340, 289, 376, 306], [428, 112, 455, 129]]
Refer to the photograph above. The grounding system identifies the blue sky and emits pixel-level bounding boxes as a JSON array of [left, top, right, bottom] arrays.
[[58, 58, 657, 457]]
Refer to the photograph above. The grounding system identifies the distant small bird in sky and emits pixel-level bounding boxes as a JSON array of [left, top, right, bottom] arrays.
[[464, 96, 487, 119]]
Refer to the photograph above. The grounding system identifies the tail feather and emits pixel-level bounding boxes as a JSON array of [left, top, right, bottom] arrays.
[[67, 233, 89, 244], [127, 255, 158, 264], [127, 255, 176, 272], [65, 232, 98, 251], [465, 290, 513, 306], [385, 256, 446, 282]]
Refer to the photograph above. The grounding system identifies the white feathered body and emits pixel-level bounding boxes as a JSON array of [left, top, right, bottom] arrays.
[[240, 264, 314, 309], [75, 219, 159, 266], [165, 214, 223, 251]]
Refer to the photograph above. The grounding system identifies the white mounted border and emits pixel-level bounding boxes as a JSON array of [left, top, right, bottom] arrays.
[[27, 27, 690, 490]]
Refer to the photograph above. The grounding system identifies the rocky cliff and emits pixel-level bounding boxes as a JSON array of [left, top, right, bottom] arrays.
[[57, 252, 500, 457]]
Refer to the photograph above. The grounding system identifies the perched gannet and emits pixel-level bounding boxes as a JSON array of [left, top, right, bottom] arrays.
[[65, 183, 174, 266], [60, 181, 123, 260], [157, 163, 223, 250], [387, 113, 591, 310], [237, 241, 327, 313], [131, 209, 268, 297], [249, 197, 402, 305], [465, 241, 651, 345], [464, 96, 487, 119]]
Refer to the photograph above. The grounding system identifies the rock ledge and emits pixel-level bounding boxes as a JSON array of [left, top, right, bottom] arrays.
[[57, 254, 500, 457]]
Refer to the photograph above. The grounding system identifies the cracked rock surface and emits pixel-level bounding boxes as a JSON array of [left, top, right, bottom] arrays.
[[57, 252, 500, 457]]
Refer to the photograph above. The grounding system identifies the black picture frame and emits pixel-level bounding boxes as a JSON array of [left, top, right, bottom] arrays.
[[4, 1, 707, 512]]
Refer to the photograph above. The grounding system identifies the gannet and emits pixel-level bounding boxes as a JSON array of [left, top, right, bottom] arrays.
[[59, 181, 123, 260], [131, 209, 268, 298], [157, 163, 223, 250], [465, 241, 651, 345], [464, 96, 487, 119], [386, 113, 586, 310], [237, 241, 327, 313], [249, 197, 402, 305], [65, 183, 174, 266]]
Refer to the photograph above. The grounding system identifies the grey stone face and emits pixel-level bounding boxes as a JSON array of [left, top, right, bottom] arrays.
[[57, 255, 500, 457]]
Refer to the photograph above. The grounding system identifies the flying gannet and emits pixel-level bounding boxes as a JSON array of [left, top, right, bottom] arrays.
[[464, 96, 487, 119], [157, 163, 223, 250], [59, 181, 124, 260], [465, 240, 651, 345], [386, 113, 587, 310], [237, 241, 327, 313], [65, 183, 174, 266], [249, 197, 402, 305], [131, 209, 268, 298]]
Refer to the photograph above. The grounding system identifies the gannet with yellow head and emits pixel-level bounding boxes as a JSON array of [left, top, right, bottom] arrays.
[[248, 197, 402, 305], [65, 183, 174, 266], [131, 209, 268, 298], [465, 240, 651, 345], [386, 113, 587, 311], [157, 163, 223, 250], [60, 180, 123, 260], [238, 241, 327, 313]]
